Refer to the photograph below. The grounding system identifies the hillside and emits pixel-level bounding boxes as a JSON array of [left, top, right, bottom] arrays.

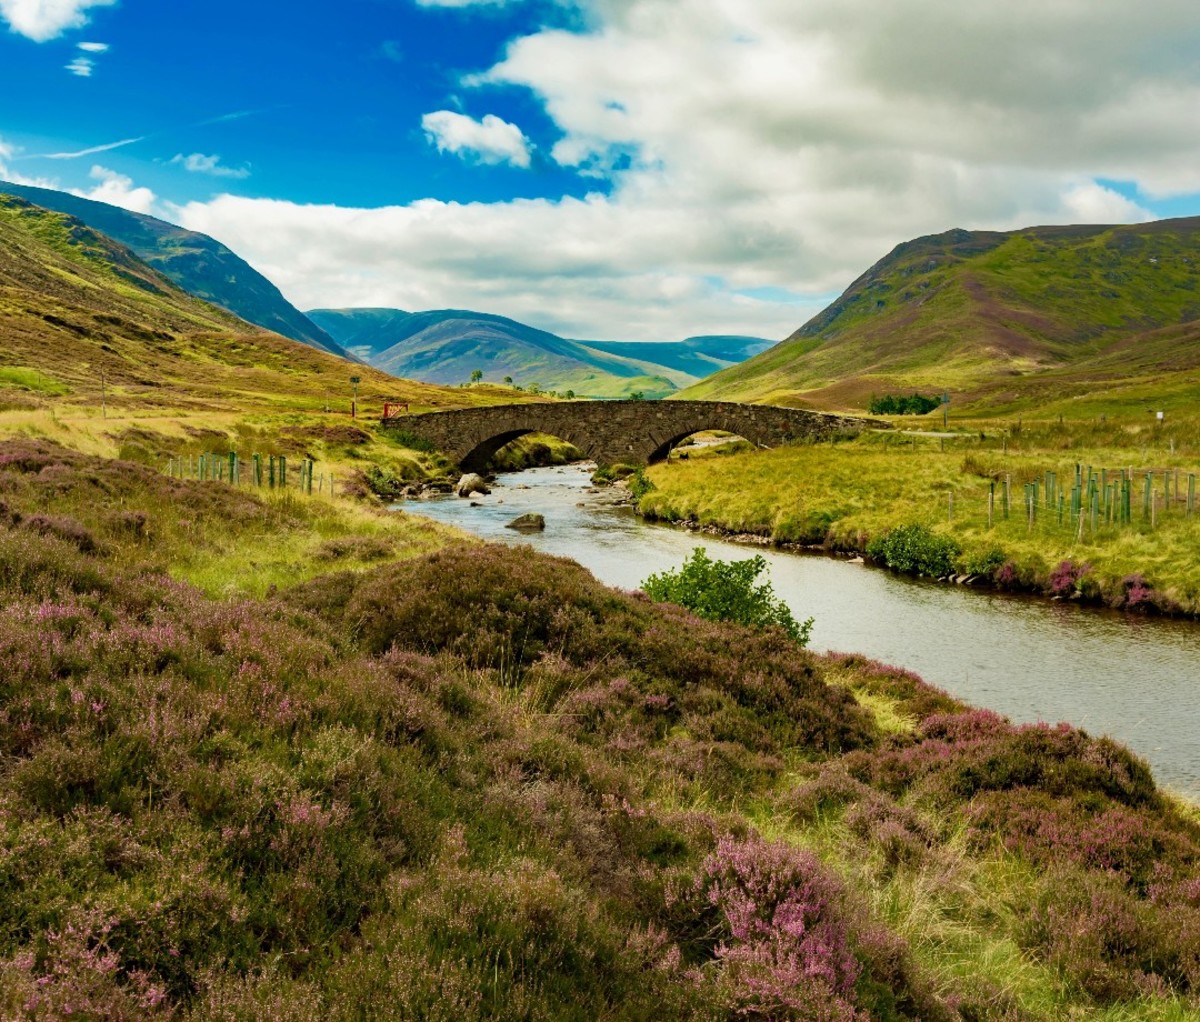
[[0, 194, 516, 419], [685, 217, 1200, 412], [0, 181, 351, 359], [585, 334, 774, 378], [309, 307, 683, 398]]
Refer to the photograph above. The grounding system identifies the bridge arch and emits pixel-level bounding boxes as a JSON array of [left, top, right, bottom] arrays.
[[382, 400, 879, 470]]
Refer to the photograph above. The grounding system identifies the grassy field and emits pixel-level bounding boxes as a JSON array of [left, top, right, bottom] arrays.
[[639, 415, 1200, 615], [1, 438, 1199, 1020]]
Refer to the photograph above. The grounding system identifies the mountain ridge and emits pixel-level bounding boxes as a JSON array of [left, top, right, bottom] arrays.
[[0, 180, 352, 360], [683, 216, 1200, 411], [309, 307, 773, 398]]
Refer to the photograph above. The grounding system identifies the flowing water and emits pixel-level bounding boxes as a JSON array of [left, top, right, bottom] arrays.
[[400, 464, 1200, 798]]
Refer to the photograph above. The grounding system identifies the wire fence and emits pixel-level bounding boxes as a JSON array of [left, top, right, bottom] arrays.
[[165, 452, 335, 496], [946, 464, 1197, 539]]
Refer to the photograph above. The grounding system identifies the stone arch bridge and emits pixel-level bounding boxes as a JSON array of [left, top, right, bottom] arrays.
[[381, 400, 878, 472]]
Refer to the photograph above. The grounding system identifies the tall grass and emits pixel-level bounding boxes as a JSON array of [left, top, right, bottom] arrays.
[[642, 424, 1200, 614]]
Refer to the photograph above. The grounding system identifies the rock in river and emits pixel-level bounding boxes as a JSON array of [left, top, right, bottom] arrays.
[[505, 513, 545, 532], [456, 473, 491, 498]]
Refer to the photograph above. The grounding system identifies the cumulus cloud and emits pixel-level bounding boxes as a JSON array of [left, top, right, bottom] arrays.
[[422, 110, 533, 168], [76, 165, 156, 214], [0, 0, 116, 42], [125, 0, 1200, 340], [170, 152, 250, 179]]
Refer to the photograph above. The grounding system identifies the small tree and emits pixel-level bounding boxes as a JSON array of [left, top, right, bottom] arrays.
[[470, 369, 484, 384], [503, 375, 514, 385], [642, 548, 812, 644]]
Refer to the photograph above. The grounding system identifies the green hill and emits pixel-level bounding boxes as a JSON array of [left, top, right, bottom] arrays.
[[0, 180, 351, 359], [584, 334, 774, 378], [0, 193, 510, 418], [685, 217, 1200, 413], [309, 307, 684, 398]]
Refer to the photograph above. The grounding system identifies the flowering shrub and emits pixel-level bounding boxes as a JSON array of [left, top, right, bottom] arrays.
[[1047, 559, 1091, 597]]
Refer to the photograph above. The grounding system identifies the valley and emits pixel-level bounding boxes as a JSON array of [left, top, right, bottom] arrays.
[[2, 182, 1200, 1020]]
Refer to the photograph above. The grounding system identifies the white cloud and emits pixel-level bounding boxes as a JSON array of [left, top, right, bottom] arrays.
[[0, 136, 58, 187], [76, 165, 156, 214], [42, 135, 142, 159], [76, 39, 106, 51], [170, 152, 250, 180], [421, 110, 533, 168], [414, 0, 512, 6], [53, 0, 1200, 342], [0, 0, 116, 42], [64, 55, 92, 75]]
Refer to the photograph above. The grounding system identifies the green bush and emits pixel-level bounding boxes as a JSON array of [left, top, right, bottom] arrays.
[[641, 547, 812, 644], [866, 524, 960, 577], [628, 468, 656, 500]]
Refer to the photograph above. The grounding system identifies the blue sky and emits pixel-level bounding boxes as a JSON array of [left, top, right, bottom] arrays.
[[3, 0, 1200, 341], [0, 1, 592, 206]]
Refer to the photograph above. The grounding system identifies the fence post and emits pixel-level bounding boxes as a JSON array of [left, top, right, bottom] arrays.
[[280, 456, 287, 489], [988, 483, 994, 529], [269, 456, 276, 490], [1189, 474, 1196, 517]]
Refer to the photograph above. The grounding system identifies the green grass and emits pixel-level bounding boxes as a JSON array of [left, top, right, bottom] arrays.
[[640, 419, 1200, 613], [0, 366, 69, 395]]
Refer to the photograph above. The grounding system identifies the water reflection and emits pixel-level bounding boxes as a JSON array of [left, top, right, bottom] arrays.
[[400, 464, 1200, 798]]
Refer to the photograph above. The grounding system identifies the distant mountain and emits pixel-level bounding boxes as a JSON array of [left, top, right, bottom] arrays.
[[684, 217, 1200, 411], [0, 181, 351, 360], [308, 309, 774, 398], [584, 335, 774, 378], [309, 308, 684, 398]]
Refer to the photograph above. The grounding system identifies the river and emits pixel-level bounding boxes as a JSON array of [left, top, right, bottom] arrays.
[[399, 463, 1200, 799]]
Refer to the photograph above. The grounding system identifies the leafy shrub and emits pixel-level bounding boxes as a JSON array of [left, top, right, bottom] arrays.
[[958, 545, 1007, 578], [642, 547, 812, 644], [1047, 559, 1092, 597], [868, 393, 942, 415], [628, 467, 656, 500], [866, 524, 960, 577]]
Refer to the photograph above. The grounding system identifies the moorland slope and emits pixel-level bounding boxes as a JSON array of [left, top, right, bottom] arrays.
[[686, 218, 1200, 413], [0, 181, 350, 358]]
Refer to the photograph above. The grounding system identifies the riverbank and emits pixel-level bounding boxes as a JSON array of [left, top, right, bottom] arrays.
[[3, 438, 1200, 1020], [635, 424, 1200, 617]]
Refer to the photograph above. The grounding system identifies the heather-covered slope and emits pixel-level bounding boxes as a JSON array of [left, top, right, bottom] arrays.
[[0, 181, 350, 358], [0, 438, 1198, 1020], [687, 218, 1200, 411], [0, 194, 510, 418]]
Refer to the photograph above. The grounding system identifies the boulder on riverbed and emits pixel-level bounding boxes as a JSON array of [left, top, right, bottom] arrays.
[[456, 473, 491, 498], [505, 513, 545, 532]]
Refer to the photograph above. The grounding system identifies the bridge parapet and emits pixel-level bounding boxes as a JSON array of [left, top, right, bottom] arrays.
[[381, 400, 882, 471]]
